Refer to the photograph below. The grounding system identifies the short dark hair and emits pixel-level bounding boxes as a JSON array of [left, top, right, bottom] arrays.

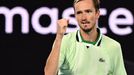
[[74, 0, 100, 11]]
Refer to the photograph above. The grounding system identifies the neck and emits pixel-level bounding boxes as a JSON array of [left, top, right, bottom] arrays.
[[80, 27, 98, 42]]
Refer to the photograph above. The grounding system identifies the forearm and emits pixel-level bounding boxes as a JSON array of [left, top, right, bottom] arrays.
[[45, 19, 68, 75], [45, 34, 63, 75]]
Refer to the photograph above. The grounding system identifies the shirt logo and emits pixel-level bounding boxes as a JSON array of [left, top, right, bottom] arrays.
[[99, 58, 105, 62]]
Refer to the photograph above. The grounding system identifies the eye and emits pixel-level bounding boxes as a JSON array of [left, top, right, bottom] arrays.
[[76, 11, 82, 14], [85, 9, 92, 13]]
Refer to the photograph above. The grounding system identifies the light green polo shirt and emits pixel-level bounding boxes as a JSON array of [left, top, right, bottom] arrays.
[[58, 29, 127, 75]]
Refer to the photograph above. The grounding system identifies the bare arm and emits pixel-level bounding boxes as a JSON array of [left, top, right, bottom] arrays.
[[44, 19, 69, 75]]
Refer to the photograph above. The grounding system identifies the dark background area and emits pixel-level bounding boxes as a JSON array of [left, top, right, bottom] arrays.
[[0, 0, 134, 75]]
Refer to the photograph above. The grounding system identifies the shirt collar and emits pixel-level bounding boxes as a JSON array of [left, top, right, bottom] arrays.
[[76, 28, 102, 46]]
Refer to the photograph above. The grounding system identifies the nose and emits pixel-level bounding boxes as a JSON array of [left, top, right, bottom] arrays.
[[81, 13, 87, 21]]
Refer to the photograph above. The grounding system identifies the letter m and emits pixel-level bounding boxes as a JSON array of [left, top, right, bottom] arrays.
[[0, 7, 29, 34]]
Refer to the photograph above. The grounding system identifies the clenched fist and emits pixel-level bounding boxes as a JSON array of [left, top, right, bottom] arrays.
[[57, 19, 69, 36]]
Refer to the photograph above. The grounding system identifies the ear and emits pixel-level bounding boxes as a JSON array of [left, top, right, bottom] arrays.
[[96, 10, 100, 19]]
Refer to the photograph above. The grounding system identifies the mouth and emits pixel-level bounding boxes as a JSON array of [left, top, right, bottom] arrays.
[[81, 22, 90, 26], [81, 21, 90, 25], [80, 21, 91, 29]]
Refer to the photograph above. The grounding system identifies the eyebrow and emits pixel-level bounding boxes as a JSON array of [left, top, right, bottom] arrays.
[[76, 8, 93, 12]]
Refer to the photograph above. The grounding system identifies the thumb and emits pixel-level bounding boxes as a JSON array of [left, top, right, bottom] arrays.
[[66, 19, 69, 26]]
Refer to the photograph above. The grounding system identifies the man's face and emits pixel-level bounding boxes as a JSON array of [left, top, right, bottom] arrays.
[[74, 0, 100, 32]]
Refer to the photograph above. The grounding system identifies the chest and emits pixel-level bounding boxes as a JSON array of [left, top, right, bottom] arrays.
[[63, 42, 112, 75]]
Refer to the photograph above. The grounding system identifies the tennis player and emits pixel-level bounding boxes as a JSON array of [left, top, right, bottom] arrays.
[[45, 0, 127, 75]]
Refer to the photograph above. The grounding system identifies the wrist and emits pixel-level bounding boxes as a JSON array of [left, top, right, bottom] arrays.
[[55, 34, 64, 40]]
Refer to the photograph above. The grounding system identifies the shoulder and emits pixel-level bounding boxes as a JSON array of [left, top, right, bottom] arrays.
[[101, 35, 123, 60], [60, 31, 77, 47], [62, 31, 77, 41], [101, 35, 121, 48]]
